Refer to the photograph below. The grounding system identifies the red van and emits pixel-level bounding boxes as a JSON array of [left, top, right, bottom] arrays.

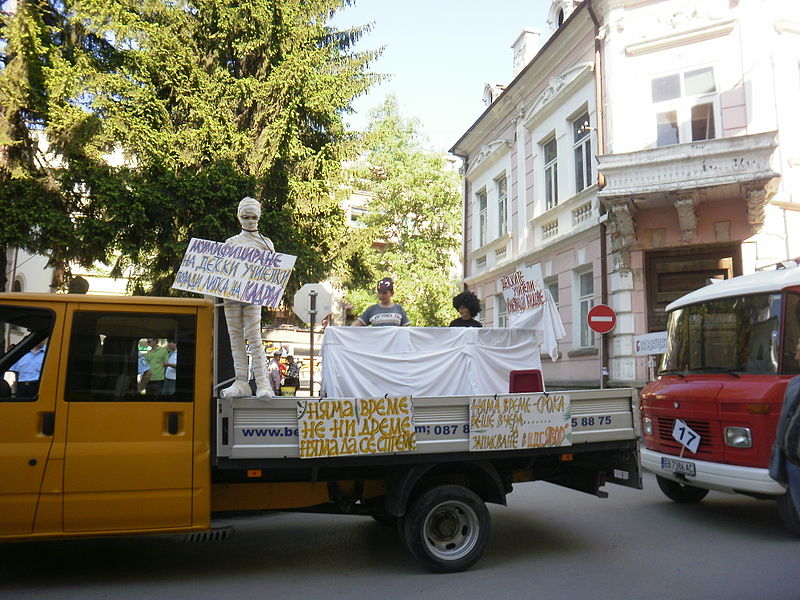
[[640, 261, 800, 533]]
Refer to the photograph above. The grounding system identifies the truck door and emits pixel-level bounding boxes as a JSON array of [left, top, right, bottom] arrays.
[[61, 306, 198, 532], [0, 303, 63, 535]]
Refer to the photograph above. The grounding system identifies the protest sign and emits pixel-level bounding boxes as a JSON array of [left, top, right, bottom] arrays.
[[171, 238, 296, 308], [469, 393, 572, 451], [500, 264, 547, 317], [297, 396, 417, 459], [498, 264, 566, 358]]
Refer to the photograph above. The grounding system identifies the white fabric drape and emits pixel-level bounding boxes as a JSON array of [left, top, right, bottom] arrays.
[[321, 327, 542, 398]]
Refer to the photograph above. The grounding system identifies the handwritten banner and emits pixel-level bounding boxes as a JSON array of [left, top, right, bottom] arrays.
[[171, 238, 296, 308], [500, 264, 546, 316], [297, 397, 417, 459], [469, 393, 572, 451]]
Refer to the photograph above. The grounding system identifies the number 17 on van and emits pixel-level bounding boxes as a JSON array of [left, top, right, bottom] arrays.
[[672, 419, 701, 454]]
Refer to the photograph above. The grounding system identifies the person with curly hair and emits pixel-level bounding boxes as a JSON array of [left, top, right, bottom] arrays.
[[449, 290, 482, 327]]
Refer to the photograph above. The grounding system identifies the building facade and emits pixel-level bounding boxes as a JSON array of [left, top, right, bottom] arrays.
[[452, 0, 800, 389]]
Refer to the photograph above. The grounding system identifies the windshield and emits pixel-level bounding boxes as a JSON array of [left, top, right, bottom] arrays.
[[661, 293, 782, 374]]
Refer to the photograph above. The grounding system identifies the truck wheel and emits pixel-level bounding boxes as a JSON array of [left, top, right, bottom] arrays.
[[401, 484, 490, 573], [656, 475, 709, 503], [776, 491, 800, 537]]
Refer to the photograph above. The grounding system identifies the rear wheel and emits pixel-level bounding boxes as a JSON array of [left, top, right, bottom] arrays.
[[776, 491, 800, 537], [400, 485, 490, 573], [656, 475, 710, 503]]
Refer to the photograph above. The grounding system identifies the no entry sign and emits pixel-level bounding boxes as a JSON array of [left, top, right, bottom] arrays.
[[587, 304, 616, 334]]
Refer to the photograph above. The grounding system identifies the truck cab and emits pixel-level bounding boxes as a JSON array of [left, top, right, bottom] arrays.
[[639, 263, 800, 533], [0, 293, 214, 539]]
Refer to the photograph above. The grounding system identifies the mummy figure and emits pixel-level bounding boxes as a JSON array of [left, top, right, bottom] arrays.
[[221, 197, 275, 399]]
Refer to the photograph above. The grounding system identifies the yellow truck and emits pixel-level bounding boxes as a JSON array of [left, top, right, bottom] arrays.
[[0, 293, 641, 572]]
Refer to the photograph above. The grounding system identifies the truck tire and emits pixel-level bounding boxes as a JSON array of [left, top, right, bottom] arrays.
[[776, 491, 800, 537], [400, 484, 490, 573], [656, 475, 709, 503]]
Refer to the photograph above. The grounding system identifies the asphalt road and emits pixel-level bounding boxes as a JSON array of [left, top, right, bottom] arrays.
[[1, 472, 797, 600]]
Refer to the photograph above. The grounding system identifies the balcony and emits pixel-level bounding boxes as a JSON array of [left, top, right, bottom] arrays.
[[596, 132, 780, 249], [597, 131, 778, 200]]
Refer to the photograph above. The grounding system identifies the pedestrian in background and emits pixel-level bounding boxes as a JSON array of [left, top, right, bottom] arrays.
[[10, 340, 47, 397]]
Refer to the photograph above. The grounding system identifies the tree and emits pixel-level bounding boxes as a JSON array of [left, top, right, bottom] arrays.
[[344, 97, 462, 326], [0, 0, 380, 297]]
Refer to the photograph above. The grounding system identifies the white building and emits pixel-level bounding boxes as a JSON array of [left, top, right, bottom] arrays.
[[452, 0, 800, 388]]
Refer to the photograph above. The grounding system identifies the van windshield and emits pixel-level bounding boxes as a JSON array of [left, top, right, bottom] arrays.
[[660, 293, 783, 374]]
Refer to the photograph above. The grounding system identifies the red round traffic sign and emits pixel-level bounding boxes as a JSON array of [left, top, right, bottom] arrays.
[[587, 304, 616, 334]]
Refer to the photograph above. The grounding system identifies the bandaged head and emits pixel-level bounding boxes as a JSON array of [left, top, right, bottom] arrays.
[[238, 196, 261, 231]]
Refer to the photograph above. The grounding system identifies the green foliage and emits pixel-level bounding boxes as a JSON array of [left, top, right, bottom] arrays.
[[0, 0, 380, 297], [344, 97, 462, 326]]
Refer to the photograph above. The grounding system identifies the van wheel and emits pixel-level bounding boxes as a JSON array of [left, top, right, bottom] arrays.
[[656, 475, 709, 503], [400, 485, 490, 573], [776, 491, 800, 537]]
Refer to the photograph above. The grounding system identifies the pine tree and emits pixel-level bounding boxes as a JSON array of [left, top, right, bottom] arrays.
[[0, 0, 380, 296]]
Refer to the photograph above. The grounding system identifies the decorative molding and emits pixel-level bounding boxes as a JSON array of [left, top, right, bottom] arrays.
[[745, 178, 779, 228], [674, 195, 698, 243], [522, 62, 594, 130], [466, 139, 512, 178], [597, 131, 779, 198], [625, 19, 736, 56], [609, 203, 637, 251]]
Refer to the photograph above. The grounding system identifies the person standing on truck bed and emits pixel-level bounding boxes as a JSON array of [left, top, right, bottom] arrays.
[[221, 196, 275, 399], [770, 339, 800, 514], [144, 338, 168, 398], [10, 340, 46, 398], [352, 277, 410, 327], [449, 290, 482, 328]]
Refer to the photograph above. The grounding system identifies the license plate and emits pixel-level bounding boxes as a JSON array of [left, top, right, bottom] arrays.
[[661, 456, 696, 476]]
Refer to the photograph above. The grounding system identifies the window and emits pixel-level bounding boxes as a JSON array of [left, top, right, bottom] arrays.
[[652, 67, 717, 147], [782, 293, 800, 374], [496, 176, 508, 237], [661, 293, 792, 375], [543, 137, 558, 210], [477, 189, 488, 247], [573, 113, 592, 193], [495, 294, 508, 328], [65, 311, 196, 402], [0, 306, 55, 401], [577, 270, 594, 347], [546, 278, 559, 306]]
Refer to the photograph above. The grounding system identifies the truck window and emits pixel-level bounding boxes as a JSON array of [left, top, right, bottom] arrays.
[[0, 306, 55, 401], [783, 292, 800, 374], [661, 293, 782, 374], [65, 311, 196, 402]]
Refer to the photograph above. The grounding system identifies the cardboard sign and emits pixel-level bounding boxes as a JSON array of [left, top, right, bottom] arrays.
[[297, 397, 416, 459], [171, 238, 296, 308], [469, 393, 572, 451], [500, 264, 547, 318]]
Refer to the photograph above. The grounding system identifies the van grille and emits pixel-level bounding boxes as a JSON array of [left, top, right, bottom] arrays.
[[656, 417, 715, 456]]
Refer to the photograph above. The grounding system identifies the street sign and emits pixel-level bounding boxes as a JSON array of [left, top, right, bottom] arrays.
[[293, 283, 332, 325], [587, 304, 616, 334], [634, 331, 668, 356]]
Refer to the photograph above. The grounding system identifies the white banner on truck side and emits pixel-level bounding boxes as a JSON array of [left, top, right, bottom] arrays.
[[469, 393, 572, 451], [296, 396, 416, 459]]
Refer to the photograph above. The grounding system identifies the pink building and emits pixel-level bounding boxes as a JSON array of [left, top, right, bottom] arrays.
[[452, 0, 800, 389]]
